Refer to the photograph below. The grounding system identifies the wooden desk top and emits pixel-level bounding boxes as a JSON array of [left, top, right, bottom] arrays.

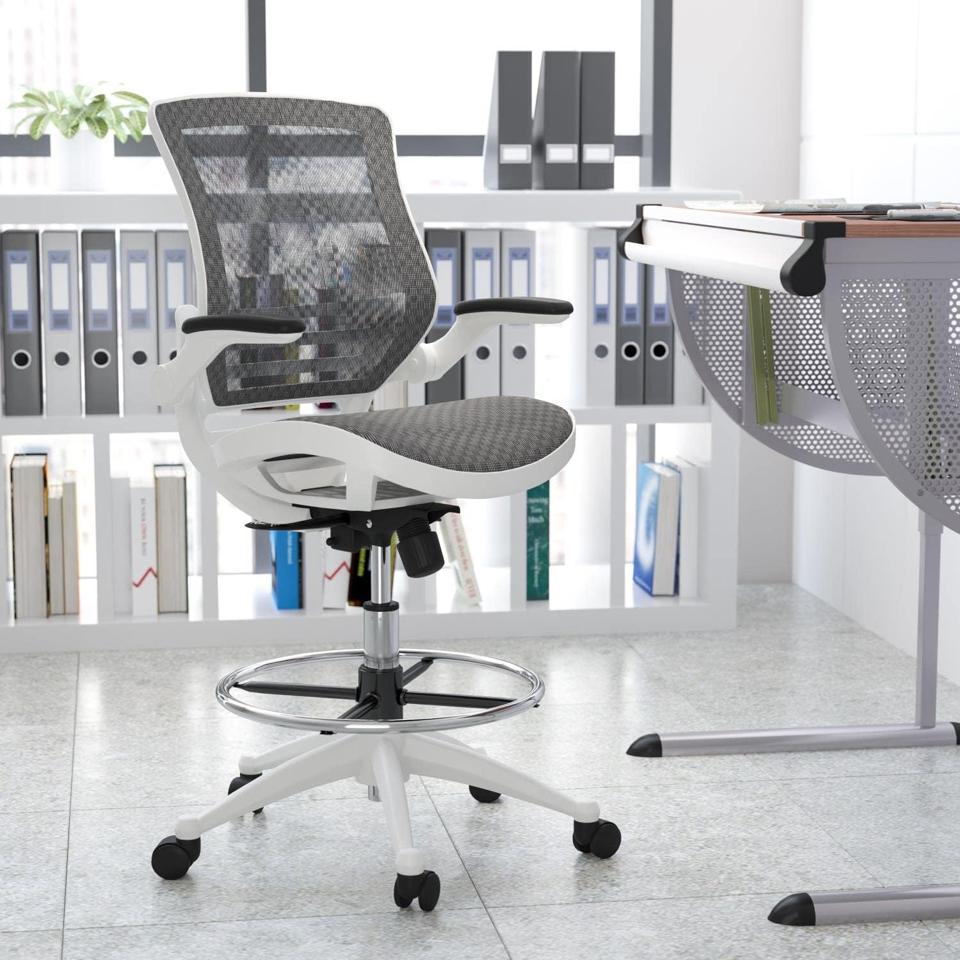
[[772, 213, 960, 238]]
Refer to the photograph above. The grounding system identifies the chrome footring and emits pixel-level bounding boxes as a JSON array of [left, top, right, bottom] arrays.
[[216, 648, 545, 734]]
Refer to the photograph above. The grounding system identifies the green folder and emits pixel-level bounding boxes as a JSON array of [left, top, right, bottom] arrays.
[[746, 286, 779, 425], [526, 482, 550, 601]]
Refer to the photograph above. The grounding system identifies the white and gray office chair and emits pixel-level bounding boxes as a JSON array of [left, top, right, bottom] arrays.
[[146, 95, 620, 912]]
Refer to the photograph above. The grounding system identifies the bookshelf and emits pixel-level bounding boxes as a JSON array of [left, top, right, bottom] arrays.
[[0, 188, 741, 652]]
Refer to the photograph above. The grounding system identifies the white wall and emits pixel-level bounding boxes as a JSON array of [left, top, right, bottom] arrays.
[[672, 0, 802, 581], [796, 0, 960, 680]]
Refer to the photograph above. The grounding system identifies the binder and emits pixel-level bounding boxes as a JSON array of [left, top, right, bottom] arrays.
[[532, 52, 581, 190], [155, 463, 188, 614], [615, 253, 645, 405], [120, 231, 159, 415], [424, 230, 463, 404], [1, 231, 42, 415], [40, 231, 82, 415], [579, 52, 616, 190], [81, 230, 119, 415], [483, 51, 533, 190], [526, 481, 550, 601], [130, 477, 158, 616], [499, 230, 536, 398], [156, 230, 195, 365], [585, 228, 617, 406], [270, 531, 302, 610], [643, 266, 674, 404], [463, 230, 501, 398]]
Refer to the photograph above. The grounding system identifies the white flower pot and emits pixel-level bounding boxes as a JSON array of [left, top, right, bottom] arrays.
[[50, 133, 114, 192]]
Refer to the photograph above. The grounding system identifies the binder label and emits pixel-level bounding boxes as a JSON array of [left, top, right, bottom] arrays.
[[164, 249, 187, 328], [593, 248, 611, 324], [6, 251, 31, 331], [48, 251, 72, 330], [432, 248, 456, 328], [472, 248, 494, 299], [127, 249, 151, 329], [622, 261, 640, 325], [86, 250, 114, 330], [508, 248, 530, 296]]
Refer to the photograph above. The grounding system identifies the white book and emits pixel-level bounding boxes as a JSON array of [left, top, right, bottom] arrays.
[[47, 485, 65, 615], [463, 230, 501, 398], [130, 478, 158, 616], [40, 231, 82, 415], [112, 476, 132, 615], [663, 457, 700, 599], [302, 530, 327, 614], [439, 511, 481, 606], [61, 471, 79, 615], [154, 464, 188, 614], [10, 453, 48, 619], [500, 230, 536, 398], [119, 231, 159, 414], [322, 546, 350, 609]]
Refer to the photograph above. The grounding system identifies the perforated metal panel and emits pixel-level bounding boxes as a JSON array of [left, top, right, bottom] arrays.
[[836, 276, 960, 522], [152, 97, 436, 408], [672, 271, 879, 474]]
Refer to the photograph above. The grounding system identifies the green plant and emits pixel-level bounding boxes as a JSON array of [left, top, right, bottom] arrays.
[[9, 84, 148, 142]]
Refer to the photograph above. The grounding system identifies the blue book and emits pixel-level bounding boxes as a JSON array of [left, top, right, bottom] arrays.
[[633, 463, 680, 596], [270, 530, 302, 610]]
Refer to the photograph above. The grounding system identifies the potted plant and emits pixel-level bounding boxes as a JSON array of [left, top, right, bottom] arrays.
[[9, 84, 149, 191]]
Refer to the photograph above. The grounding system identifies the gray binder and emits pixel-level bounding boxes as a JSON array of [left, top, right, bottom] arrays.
[[81, 230, 120, 415], [1, 231, 42, 415], [424, 230, 463, 404], [579, 52, 615, 190], [532, 52, 581, 190], [615, 253, 644, 405], [483, 51, 533, 190], [643, 266, 674, 404]]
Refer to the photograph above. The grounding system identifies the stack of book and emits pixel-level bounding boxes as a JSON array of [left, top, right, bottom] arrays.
[[9, 453, 79, 618], [0, 228, 195, 417]]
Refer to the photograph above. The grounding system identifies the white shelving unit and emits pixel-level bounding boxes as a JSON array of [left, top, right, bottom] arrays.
[[0, 188, 741, 652]]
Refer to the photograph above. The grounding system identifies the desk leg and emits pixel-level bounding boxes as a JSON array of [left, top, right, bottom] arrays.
[[628, 515, 952, 759], [769, 885, 960, 926]]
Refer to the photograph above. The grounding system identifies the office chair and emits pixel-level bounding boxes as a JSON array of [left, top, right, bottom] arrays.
[[146, 95, 621, 912]]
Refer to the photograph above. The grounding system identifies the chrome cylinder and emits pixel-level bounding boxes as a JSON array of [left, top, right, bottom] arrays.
[[362, 601, 400, 669]]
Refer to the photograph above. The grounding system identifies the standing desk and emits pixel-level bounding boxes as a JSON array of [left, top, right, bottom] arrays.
[[622, 204, 960, 925]]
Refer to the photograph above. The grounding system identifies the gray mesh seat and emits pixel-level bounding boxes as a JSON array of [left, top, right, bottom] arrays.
[[297, 397, 573, 472]]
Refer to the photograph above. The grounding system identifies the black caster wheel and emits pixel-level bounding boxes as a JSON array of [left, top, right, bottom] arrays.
[[469, 785, 502, 804], [151, 835, 201, 879], [228, 772, 264, 815], [572, 819, 621, 859], [394, 870, 441, 911]]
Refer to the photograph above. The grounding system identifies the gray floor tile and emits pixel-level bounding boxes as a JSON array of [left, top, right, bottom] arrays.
[[0, 929, 63, 960], [65, 796, 480, 928], [0, 811, 69, 932], [432, 782, 874, 908], [752, 743, 960, 782], [62, 909, 508, 960], [0, 723, 75, 813], [0, 653, 77, 726], [70, 715, 413, 810], [491, 895, 956, 960], [784, 772, 960, 887]]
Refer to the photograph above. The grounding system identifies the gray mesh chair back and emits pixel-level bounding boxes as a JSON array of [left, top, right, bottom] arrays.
[[151, 96, 436, 408]]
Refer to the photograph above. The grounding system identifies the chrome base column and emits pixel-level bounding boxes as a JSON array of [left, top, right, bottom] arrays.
[[362, 544, 400, 670]]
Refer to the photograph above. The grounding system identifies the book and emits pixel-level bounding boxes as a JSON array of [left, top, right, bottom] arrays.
[[61, 471, 79, 615], [323, 545, 351, 609], [439, 512, 481, 606], [155, 464, 188, 613], [526, 482, 550, 601], [130, 478, 158, 615], [10, 453, 48, 618], [112, 476, 132, 615], [746, 285, 778, 424], [302, 530, 326, 613], [633, 462, 680, 596], [663, 457, 700, 599], [270, 530, 302, 610], [47, 485, 65, 615]]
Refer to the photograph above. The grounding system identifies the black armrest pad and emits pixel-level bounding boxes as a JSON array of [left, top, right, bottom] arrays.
[[181, 314, 306, 336], [454, 297, 573, 317]]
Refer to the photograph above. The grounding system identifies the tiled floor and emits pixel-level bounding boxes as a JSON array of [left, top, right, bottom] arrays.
[[5, 584, 960, 958]]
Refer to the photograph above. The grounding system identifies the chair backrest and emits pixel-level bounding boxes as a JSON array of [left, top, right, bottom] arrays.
[[150, 95, 436, 408]]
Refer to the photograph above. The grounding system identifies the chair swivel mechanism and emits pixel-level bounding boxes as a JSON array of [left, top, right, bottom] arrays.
[[145, 95, 621, 911]]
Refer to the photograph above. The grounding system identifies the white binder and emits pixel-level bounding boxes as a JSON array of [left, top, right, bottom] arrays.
[[120, 231, 159, 414], [586, 228, 617, 406], [500, 230, 536, 398], [463, 230, 501, 398], [156, 230, 194, 360], [40, 232, 82, 415]]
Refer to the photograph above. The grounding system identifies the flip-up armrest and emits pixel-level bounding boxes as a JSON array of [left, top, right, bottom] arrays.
[[390, 296, 572, 384], [153, 308, 306, 405]]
